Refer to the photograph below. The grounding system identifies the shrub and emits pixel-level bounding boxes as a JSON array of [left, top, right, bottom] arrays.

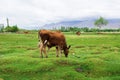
[[11, 25, 19, 32], [5, 25, 19, 32]]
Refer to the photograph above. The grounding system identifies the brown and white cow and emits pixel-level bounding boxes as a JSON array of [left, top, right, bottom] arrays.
[[38, 30, 71, 58]]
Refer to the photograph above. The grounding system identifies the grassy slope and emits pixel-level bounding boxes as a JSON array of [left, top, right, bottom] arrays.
[[0, 32, 120, 80]]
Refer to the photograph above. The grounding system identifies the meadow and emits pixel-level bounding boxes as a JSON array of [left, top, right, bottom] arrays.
[[0, 32, 120, 80]]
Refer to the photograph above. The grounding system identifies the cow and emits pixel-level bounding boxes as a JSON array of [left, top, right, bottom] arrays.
[[76, 31, 81, 36], [38, 30, 71, 58]]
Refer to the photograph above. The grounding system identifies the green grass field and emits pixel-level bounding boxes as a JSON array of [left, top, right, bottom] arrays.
[[0, 32, 120, 80]]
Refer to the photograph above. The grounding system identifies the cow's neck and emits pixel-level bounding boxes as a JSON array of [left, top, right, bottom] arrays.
[[63, 43, 67, 50]]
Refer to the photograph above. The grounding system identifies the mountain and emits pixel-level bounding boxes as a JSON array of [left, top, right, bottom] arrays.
[[41, 18, 120, 29], [105, 19, 120, 29]]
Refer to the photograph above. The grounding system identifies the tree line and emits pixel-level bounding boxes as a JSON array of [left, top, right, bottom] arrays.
[[59, 26, 120, 32]]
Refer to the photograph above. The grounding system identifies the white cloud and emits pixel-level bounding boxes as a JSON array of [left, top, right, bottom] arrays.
[[0, 0, 120, 28]]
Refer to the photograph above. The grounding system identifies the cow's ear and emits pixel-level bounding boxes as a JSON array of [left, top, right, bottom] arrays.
[[68, 45, 71, 49]]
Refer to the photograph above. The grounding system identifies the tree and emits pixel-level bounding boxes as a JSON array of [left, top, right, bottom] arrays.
[[94, 17, 108, 29]]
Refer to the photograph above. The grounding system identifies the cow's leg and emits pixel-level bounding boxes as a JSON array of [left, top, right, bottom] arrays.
[[59, 47, 63, 57], [44, 46, 48, 58], [60, 49, 62, 57], [43, 45, 48, 58], [38, 39, 43, 58], [47, 47, 50, 54], [43, 40, 48, 58], [56, 46, 59, 57], [40, 43, 43, 58]]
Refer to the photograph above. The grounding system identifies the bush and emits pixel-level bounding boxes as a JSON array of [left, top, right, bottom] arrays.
[[5, 25, 19, 32], [12, 25, 19, 32]]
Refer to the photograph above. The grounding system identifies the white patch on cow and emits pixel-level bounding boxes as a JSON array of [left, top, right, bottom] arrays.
[[44, 40, 47, 44]]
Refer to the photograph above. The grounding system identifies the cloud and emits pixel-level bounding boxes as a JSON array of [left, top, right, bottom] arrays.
[[0, 0, 120, 29]]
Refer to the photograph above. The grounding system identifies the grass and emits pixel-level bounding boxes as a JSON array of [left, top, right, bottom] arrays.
[[0, 32, 120, 80]]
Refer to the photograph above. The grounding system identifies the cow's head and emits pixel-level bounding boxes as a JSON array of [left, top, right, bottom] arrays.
[[64, 45, 71, 57]]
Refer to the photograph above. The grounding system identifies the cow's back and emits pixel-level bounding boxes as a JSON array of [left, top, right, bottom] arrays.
[[50, 31, 67, 50]]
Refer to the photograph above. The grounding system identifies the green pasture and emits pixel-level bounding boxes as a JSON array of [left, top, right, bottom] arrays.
[[0, 32, 120, 80]]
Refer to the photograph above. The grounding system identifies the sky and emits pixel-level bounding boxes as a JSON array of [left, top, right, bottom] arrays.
[[0, 0, 120, 29]]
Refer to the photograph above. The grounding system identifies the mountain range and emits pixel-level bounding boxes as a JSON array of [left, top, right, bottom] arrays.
[[40, 18, 120, 29]]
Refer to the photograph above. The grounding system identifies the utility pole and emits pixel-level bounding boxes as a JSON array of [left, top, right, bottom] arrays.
[[7, 18, 9, 27]]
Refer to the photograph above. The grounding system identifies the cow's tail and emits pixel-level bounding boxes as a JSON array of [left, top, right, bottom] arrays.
[[38, 31, 41, 48], [38, 31, 41, 41]]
